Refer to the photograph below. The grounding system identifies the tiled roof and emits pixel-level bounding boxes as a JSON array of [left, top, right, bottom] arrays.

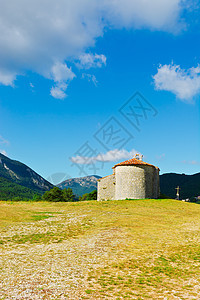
[[113, 158, 159, 170]]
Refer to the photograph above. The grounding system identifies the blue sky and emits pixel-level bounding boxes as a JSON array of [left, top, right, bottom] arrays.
[[0, 0, 199, 184]]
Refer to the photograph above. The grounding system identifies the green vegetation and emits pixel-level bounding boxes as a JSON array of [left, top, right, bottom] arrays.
[[79, 189, 97, 201], [160, 172, 200, 199], [0, 181, 77, 202], [1, 199, 200, 298], [0, 176, 37, 200], [42, 187, 76, 202]]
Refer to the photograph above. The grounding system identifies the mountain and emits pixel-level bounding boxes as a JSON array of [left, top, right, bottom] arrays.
[[57, 175, 101, 196], [160, 172, 200, 199], [0, 153, 53, 194], [0, 176, 36, 200]]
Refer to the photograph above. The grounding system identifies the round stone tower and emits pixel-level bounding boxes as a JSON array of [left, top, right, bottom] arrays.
[[113, 154, 160, 200]]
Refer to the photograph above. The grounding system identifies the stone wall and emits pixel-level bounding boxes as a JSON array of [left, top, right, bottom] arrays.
[[115, 165, 159, 200], [97, 164, 160, 200], [115, 165, 146, 200], [97, 174, 115, 201]]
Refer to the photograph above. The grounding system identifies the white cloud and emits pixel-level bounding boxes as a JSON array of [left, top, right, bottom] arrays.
[[50, 82, 68, 100], [49, 62, 76, 98], [182, 160, 200, 165], [82, 73, 98, 86], [0, 70, 17, 87], [51, 62, 76, 82], [0, 136, 9, 146], [70, 148, 139, 165], [103, 0, 184, 32], [0, 0, 188, 97], [77, 53, 106, 69], [153, 63, 200, 101]]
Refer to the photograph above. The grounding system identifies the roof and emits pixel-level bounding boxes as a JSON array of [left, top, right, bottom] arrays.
[[113, 158, 159, 170], [97, 174, 114, 181]]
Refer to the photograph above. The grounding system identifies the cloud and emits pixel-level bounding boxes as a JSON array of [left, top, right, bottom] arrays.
[[50, 62, 76, 82], [0, 136, 9, 146], [0, 136, 9, 157], [82, 73, 98, 86], [0, 70, 17, 87], [77, 53, 106, 69], [181, 160, 200, 165], [153, 63, 200, 101], [50, 82, 68, 100], [49, 62, 76, 98], [156, 153, 166, 160], [103, 0, 185, 32], [0, 0, 188, 97], [70, 148, 139, 165]]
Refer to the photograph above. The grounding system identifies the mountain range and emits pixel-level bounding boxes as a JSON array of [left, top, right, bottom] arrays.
[[0, 153, 199, 200], [0, 153, 53, 199], [57, 175, 101, 197]]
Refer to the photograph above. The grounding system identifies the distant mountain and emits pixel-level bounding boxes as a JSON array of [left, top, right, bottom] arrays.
[[57, 175, 101, 196], [160, 172, 200, 199], [0, 153, 53, 194]]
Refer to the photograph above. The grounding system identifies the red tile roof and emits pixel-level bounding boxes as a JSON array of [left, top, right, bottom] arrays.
[[113, 158, 159, 170]]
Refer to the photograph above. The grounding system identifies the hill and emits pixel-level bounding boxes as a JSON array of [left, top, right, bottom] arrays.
[[57, 175, 101, 196], [0, 153, 53, 194], [0, 176, 36, 200], [1, 199, 200, 299], [160, 172, 200, 199]]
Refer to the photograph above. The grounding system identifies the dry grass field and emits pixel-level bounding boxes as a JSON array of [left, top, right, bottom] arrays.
[[1, 199, 200, 299]]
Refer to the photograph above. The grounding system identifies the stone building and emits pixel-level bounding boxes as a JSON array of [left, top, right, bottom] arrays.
[[97, 154, 160, 200]]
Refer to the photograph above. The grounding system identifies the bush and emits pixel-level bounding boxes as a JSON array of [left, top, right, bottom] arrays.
[[79, 190, 97, 201], [42, 187, 75, 202]]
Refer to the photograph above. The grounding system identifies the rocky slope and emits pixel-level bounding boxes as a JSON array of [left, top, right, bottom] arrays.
[[0, 153, 53, 193], [57, 175, 101, 196]]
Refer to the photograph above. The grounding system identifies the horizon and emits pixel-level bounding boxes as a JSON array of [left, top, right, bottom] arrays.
[[0, 151, 199, 186]]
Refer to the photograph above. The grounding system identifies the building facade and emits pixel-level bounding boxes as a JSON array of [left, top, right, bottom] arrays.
[[97, 154, 160, 200]]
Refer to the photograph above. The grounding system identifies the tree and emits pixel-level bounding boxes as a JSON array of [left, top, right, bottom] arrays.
[[87, 190, 97, 200], [79, 190, 97, 201], [42, 187, 64, 202], [79, 193, 88, 201], [32, 194, 42, 201], [63, 188, 75, 202], [42, 187, 75, 202]]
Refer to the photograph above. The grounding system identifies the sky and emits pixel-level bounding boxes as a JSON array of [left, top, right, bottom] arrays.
[[0, 0, 199, 184]]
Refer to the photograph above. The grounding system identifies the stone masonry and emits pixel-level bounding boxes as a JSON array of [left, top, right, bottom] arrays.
[[97, 154, 160, 200]]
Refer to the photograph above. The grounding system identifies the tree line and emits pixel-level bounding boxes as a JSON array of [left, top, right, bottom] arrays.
[[7, 187, 97, 202]]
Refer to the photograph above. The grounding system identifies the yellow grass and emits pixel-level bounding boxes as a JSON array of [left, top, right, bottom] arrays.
[[1, 199, 200, 299]]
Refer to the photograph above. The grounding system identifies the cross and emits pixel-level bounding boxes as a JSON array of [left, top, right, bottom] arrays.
[[175, 186, 180, 200]]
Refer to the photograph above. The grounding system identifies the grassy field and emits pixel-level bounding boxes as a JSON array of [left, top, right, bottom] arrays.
[[1, 199, 200, 299]]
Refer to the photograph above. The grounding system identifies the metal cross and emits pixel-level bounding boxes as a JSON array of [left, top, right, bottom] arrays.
[[175, 186, 180, 200]]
